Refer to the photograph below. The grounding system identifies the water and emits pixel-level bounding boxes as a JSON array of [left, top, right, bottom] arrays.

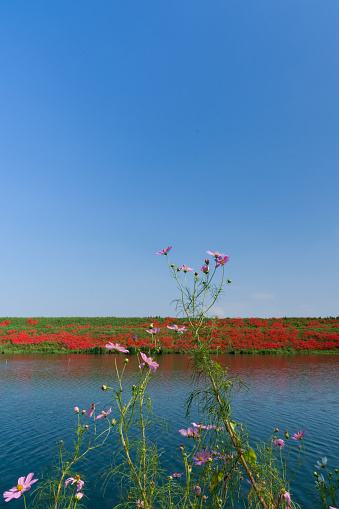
[[1, 353, 338, 508]]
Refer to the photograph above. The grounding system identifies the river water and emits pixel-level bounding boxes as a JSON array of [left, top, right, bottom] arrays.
[[1, 353, 338, 508]]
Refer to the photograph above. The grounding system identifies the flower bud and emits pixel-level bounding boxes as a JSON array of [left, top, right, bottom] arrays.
[[74, 407, 79, 413], [188, 465, 192, 473], [205, 259, 209, 265], [314, 472, 319, 477], [298, 445, 301, 450], [274, 428, 279, 432], [84, 425, 88, 429], [60, 440, 63, 444], [171, 264, 175, 268], [132, 385, 137, 391], [335, 469, 338, 474], [124, 358, 129, 364], [101, 385, 107, 391], [208, 458, 213, 462], [111, 419, 116, 426], [81, 409, 86, 414], [194, 271, 199, 276], [179, 446, 184, 451], [285, 430, 289, 439], [227, 279, 232, 283]]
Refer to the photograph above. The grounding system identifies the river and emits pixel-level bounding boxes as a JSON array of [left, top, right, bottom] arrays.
[[1, 353, 338, 508]]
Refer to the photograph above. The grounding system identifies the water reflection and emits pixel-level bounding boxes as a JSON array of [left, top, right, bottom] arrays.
[[1, 353, 338, 508]]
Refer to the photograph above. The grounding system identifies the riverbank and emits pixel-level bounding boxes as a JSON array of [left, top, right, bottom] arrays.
[[1, 316, 338, 354]]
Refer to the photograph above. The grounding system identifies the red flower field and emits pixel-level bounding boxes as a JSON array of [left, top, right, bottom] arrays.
[[0, 316, 338, 353]]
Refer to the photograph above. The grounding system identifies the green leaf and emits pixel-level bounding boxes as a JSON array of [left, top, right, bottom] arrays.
[[243, 446, 257, 466], [229, 420, 238, 432], [211, 470, 225, 488]]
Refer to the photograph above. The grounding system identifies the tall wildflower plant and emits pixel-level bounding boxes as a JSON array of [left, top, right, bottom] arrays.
[[157, 246, 303, 509]]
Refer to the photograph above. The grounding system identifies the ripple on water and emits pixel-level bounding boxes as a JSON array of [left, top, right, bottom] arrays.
[[1, 353, 338, 508]]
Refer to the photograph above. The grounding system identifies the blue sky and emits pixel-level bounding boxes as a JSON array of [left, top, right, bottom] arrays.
[[1, 0, 338, 318]]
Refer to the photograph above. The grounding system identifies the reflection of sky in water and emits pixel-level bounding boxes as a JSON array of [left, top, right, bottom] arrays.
[[0, 354, 338, 508]]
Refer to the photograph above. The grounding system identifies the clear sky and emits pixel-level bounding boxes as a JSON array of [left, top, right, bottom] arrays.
[[1, 0, 338, 318]]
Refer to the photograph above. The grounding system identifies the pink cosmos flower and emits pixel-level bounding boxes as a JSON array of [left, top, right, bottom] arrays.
[[170, 472, 184, 478], [201, 265, 209, 274], [137, 500, 145, 508], [146, 327, 160, 335], [329, 507, 338, 509], [139, 352, 159, 373], [3, 473, 38, 502], [179, 264, 194, 273], [191, 422, 206, 429], [215, 255, 229, 268], [65, 475, 84, 492], [179, 427, 200, 438], [87, 402, 100, 418], [96, 408, 112, 420], [105, 342, 129, 353], [167, 325, 186, 334], [193, 485, 201, 496], [156, 246, 172, 255], [273, 439, 285, 450], [74, 406, 79, 413], [206, 251, 225, 258], [279, 489, 291, 505], [291, 430, 306, 440], [75, 492, 83, 500], [193, 450, 212, 465]]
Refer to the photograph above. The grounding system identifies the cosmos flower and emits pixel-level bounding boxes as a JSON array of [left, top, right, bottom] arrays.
[[146, 327, 160, 335], [206, 251, 225, 258], [96, 408, 112, 420], [315, 457, 328, 469], [3, 473, 38, 502], [179, 427, 200, 438], [193, 450, 212, 465], [291, 430, 306, 440], [87, 402, 100, 418], [170, 473, 184, 478], [273, 439, 285, 450], [105, 342, 129, 353], [279, 489, 291, 505], [215, 255, 229, 268], [65, 475, 84, 492], [167, 325, 186, 334], [191, 422, 206, 429], [179, 264, 194, 273], [139, 352, 159, 373], [156, 246, 172, 255]]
